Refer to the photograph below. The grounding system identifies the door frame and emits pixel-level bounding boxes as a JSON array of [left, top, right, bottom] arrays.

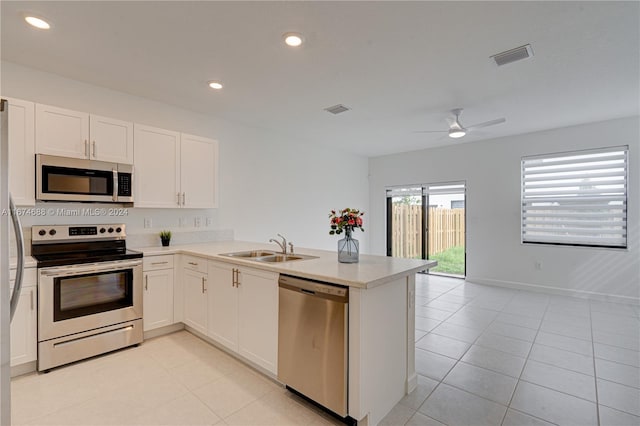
[[386, 182, 467, 278]]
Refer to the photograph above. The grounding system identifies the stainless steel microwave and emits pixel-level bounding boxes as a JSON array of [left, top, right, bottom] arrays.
[[36, 154, 134, 204]]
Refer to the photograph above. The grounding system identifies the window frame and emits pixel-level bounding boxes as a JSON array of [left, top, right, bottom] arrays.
[[521, 146, 628, 249]]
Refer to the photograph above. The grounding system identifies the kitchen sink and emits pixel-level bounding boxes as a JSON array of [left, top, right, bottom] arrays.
[[222, 250, 276, 258], [255, 254, 303, 262], [219, 251, 317, 263]]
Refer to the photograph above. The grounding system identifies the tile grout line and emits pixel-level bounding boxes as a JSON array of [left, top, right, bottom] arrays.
[[590, 300, 602, 426], [499, 292, 550, 426]]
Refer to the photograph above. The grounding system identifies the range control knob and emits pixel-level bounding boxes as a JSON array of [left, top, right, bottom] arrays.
[[99, 228, 106, 233], [115, 227, 122, 233], [108, 227, 114, 233], [38, 229, 46, 236], [49, 229, 56, 236]]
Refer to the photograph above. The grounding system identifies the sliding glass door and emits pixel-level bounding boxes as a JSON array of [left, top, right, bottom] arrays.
[[387, 182, 466, 277]]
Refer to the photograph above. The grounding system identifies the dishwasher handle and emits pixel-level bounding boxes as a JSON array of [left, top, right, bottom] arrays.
[[278, 275, 348, 303]]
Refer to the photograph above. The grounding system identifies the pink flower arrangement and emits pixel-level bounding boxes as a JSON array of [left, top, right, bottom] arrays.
[[329, 208, 364, 235]]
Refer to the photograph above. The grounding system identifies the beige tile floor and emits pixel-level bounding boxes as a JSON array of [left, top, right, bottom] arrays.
[[11, 274, 640, 425], [11, 331, 342, 425], [381, 274, 640, 426]]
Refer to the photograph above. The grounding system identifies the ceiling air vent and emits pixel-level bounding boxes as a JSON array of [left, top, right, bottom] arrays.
[[324, 104, 351, 115], [491, 44, 534, 66]]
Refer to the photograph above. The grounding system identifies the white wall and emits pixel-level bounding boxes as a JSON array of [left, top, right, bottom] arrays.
[[1, 61, 369, 252], [369, 117, 640, 302]]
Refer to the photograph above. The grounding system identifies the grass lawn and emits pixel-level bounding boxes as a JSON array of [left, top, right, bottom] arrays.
[[429, 246, 465, 276]]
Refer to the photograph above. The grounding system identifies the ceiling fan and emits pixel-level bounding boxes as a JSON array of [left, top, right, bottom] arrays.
[[416, 108, 506, 139]]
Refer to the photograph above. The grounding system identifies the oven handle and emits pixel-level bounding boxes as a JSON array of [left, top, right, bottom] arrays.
[[40, 260, 142, 277]]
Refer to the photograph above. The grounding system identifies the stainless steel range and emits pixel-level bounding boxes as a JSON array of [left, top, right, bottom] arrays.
[[32, 224, 143, 372]]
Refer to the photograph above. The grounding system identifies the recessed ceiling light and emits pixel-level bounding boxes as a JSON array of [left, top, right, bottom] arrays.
[[24, 16, 50, 30], [283, 32, 304, 47], [208, 81, 223, 90]]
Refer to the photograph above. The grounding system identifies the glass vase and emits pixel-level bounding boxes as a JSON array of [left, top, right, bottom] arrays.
[[338, 228, 359, 263]]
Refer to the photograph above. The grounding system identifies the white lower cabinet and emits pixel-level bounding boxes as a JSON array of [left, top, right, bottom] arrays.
[[142, 256, 175, 332], [10, 268, 37, 368], [207, 261, 279, 374], [183, 266, 208, 335]]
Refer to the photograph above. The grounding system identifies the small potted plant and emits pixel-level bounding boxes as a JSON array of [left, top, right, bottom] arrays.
[[159, 230, 172, 247]]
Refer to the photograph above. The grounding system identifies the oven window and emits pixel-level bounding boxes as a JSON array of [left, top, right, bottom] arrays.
[[54, 270, 133, 321]]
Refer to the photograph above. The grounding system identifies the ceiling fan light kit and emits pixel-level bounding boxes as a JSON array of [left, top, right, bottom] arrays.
[[415, 107, 506, 140], [448, 129, 466, 138]]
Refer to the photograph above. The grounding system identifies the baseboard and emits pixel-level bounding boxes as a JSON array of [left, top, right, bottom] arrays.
[[465, 276, 640, 306], [183, 325, 279, 382], [406, 372, 418, 394], [143, 323, 184, 340], [11, 361, 36, 378]]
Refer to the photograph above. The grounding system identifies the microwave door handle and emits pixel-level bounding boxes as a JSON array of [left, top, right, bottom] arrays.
[[113, 169, 118, 202]]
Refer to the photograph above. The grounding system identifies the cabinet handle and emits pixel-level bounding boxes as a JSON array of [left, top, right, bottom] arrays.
[[177, 192, 181, 206], [235, 269, 241, 287], [182, 192, 186, 206], [145, 275, 148, 291], [151, 261, 168, 265], [30, 289, 34, 311], [92, 140, 97, 158], [188, 262, 198, 266], [232, 268, 237, 287], [202, 277, 207, 293], [84, 139, 89, 157]]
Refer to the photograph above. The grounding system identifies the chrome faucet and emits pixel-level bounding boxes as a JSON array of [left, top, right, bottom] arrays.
[[269, 234, 288, 254]]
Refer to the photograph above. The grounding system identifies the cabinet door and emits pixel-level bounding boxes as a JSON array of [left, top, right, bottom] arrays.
[[207, 262, 238, 351], [143, 269, 174, 331], [180, 133, 218, 208], [35, 103, 89, 159], [6, 98, 35, 206], [238, 267, 279, 374], [183, 268, 207, 335], [10, 285, 37, 367], [89, 115, 134, 164], [133, 124, 180, 208]]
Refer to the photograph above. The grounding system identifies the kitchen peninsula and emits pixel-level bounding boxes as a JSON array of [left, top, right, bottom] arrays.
[[138, 240, 436, 425]]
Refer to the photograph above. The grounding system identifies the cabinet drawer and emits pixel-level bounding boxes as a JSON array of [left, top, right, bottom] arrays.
[[143, 255, 174, 271], [9, 268, 37, 286], [182, 255, 207, 273]]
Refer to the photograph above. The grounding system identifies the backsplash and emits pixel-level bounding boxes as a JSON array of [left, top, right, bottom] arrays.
[[9, 227, 234, 258], [127, 228, 234, 248]]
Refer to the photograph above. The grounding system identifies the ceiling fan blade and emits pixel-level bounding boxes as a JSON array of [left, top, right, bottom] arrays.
[[466, 117, 506, 130], [413, 130, 448, 133]]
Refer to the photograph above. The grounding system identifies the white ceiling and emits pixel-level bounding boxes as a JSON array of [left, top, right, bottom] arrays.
[[2, 1, 638, 157]]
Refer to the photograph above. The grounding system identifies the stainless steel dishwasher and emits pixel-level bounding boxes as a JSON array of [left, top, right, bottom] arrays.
[[278, 274, 349, 417]]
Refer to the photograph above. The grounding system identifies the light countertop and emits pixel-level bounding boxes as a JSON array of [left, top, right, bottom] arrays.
[[135, 241, 436, 289]]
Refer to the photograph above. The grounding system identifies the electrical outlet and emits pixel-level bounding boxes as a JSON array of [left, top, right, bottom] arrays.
[[194, 217, 201, 227], [144, 218, 152, 228], [534, 261, 542, 270], [205, 217, 212, 227]]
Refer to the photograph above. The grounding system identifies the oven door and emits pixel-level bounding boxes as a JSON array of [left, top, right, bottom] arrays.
[[38, 259, 143, 342]]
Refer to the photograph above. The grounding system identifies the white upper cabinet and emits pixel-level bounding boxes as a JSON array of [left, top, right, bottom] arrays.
[[35, 104, 89, 159], [89, 115, 134, 164], [36, 103, 134, 163], [134, 125, 218, 209], [5, 97, 35, 206], [180, 133, 218, 208], [133, 124, 181, 208]]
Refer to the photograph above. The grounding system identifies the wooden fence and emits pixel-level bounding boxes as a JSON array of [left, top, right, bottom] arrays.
[[391, 205, 465, 257]]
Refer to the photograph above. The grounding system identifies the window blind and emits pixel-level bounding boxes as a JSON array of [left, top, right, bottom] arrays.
[[521, 147, 628, 248]]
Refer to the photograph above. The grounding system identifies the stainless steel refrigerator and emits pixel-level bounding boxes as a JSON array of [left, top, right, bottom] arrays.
[[1, 97, 26, 424]]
